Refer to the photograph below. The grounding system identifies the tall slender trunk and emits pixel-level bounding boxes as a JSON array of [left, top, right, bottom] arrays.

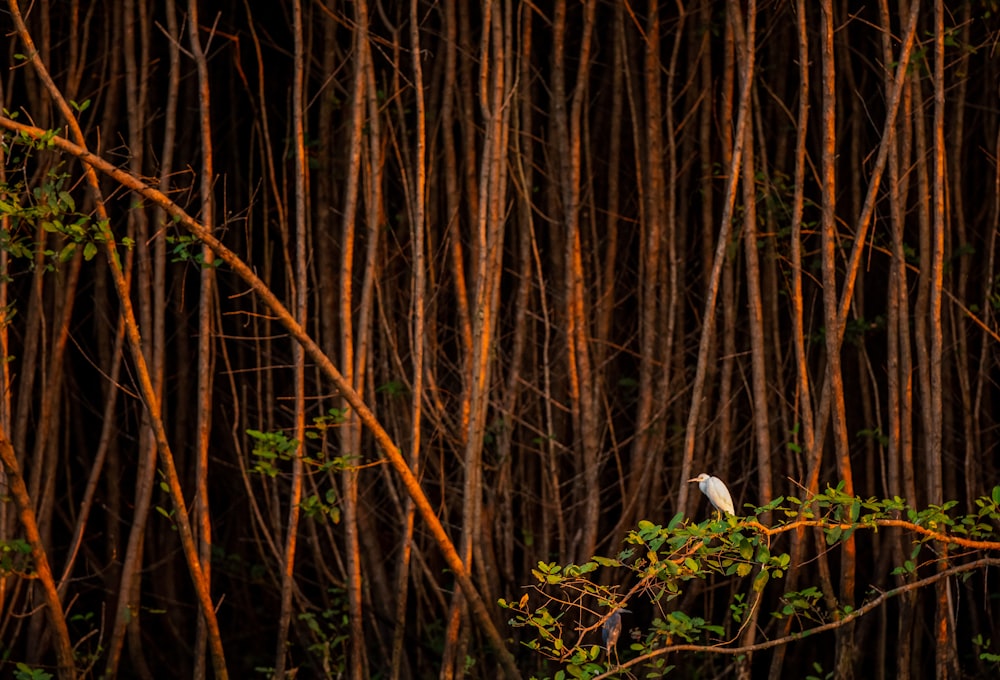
[[817, 3, 856, 676], [769, 3, 814, 677], [388, 1, 427, 676], [929, 2, 957, 675], [444, 1, 512, 674], [629, 0, 665, 526], [0, 427, 76, 679], [274, 0, 307, 676], [187, 0, 217, 674], [679, 0, 755, 516]]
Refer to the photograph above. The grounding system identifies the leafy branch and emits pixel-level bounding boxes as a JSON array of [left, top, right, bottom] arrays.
[[592, 557, 1000, 680], [501, 485, 1000, 678]]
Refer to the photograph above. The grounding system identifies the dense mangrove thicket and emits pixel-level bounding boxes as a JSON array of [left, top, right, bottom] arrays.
[[1, 0, 999, 678]]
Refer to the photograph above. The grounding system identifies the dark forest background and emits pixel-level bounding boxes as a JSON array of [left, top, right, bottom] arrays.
[[1, 0, 1000, 678]]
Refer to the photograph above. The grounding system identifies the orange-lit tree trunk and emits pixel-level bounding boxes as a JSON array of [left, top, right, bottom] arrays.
[[551, 0, 599, 564], [769, 3, 814, 677], [273, 0, 308, 676], [0, 426, 75, 679], [817, 3, 856, 676], [443, 1, 512, 674], [929, 2, 957, 675], [187, 0, 217, 674], [388, 0, 428, 676], [679, 0, 755, 516], [628, 0, 667, 528], [340, 2, 378, 676], [881, 2, 916, 676]]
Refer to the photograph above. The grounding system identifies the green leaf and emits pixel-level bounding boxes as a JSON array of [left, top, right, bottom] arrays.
[[667, 511, 684, 530], [826, 526, 842, 545], [755, 544, 770, 562], [57, 242, 76, 262], [58, 191, 75, 211], [758, 495, 786, 513]]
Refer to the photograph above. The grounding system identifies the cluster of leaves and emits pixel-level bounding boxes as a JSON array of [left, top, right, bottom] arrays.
[[0, 538, 33, 578], [246, 407, 354, 524], [501, 485, 1000, 679], [0, 162, 106, 266], [1, 119, 129, 272], [167, 232, 221, 268], [12, 662, 52, 680], [248, 408, 352, 476], [252, 586, 351, 677]]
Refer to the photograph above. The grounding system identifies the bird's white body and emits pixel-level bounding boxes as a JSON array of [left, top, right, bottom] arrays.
[[688, 473, 735, 515]]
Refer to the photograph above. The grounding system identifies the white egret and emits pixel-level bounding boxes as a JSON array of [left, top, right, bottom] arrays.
[[688, 473, 736, 516]]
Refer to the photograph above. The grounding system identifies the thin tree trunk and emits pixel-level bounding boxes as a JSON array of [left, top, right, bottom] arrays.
[[561, 0, 599, 563], [817, 3, 856, 676], [930, 3, 957, 675], [733, 6, 764, 675], [339, 3, 374, 676], [627, 0, 665, 530], [0, 426, 75, 679], [388, 0, 427, 675], [187, 0, 217, 674], [679, 0, 755, 516], [885, 3, 918, 676], [106, 0, 155, 673], [715, 3, 737, 485], [274, 0, 307, 676], [444, 1, 512, 674], [769, 3, 814, 677]]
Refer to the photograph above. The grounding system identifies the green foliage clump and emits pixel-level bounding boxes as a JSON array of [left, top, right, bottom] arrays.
[[246, 413, 355, 525], [0, 538, 33, 578], [1, 125, 133, 275]]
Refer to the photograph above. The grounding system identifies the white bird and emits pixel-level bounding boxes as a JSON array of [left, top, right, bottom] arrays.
[[688, 473, 736, 516]]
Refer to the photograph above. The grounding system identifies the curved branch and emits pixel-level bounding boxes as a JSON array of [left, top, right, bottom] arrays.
[[742, 518, 1000, 552]]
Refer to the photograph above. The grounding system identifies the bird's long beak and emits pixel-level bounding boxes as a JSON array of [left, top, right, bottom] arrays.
[[686, 477, 698, 483]]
